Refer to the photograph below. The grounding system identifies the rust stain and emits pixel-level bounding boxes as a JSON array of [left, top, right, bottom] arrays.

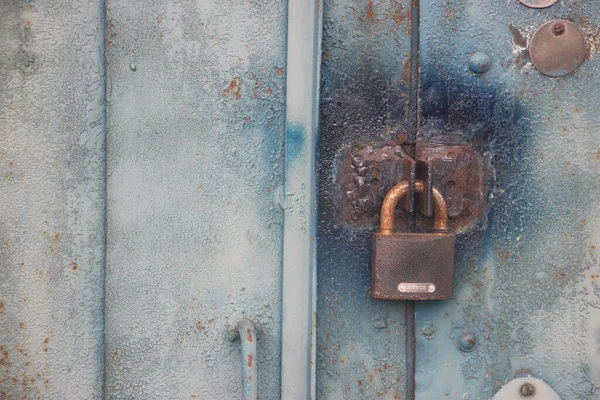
[[0, 301, 4, 315], [0, 346, 9, 367], [275, 67, 284, 77], [366, 0, 376, 21], [392, 3, 406, 25], [71, 262, 78, 271], [595, 149, 600, 160], [509, 24, 527, 48], [247, 354, 254, 368], [196, 322, 205, 332], [52, 233, 60, 244], [246, 328, 253, 343], [42, 337, 50, 353], [223, 77, 242, 100], [553, 272, 567, 279]]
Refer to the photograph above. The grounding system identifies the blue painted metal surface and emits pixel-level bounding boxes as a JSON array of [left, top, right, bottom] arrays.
[[2, 1, 600, 399], [317, 0, 414, 398], [281, 0, 322, 398], [236, 319, 258, 400], [416, 1, 600, 398], [0, 1, 106, 398], [104, 1, 287, 398]]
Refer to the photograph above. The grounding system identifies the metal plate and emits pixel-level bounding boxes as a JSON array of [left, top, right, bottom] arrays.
[[518, 0, 557, 8], [530, 20, 587, 77], [492, 377, 560, 400]]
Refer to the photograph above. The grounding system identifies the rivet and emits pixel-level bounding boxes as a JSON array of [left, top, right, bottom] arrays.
[[553, 22, 565, 36], [130, 63, 137, 72], [520, 382, 535, 397], [372, 316, 388, 330], [468, 51, 491, 75], [421, 323, 436, 339], [457, 331, 478, 352]]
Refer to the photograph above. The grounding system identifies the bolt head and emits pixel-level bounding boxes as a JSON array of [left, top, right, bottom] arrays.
[[553, 23, 565, 35], [520, 382, 535, 396], [468, 51, 491, 75], [458, 331, 478, 352]]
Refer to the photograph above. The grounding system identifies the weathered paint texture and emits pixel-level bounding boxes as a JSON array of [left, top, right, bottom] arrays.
[[281, 0, 322, 397], [0, 0, 106, 398], [317, 0, 413, 398], [105, 0, 287, 398], [416, 1, 600, 398]]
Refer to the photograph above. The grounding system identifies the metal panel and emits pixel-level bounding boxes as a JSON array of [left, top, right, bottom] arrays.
[[105, 1, 287, 398], [0, 0, 106, 398], [416, 1, 600, 398], [317, 0, 413, 398]]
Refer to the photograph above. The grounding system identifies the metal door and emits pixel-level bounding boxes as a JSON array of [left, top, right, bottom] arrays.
[[2, 0, 600, 399]]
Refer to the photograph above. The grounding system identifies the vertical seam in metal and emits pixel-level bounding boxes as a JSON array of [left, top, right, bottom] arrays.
[[406, 1, 420, 399], [281, 0, 323, 399], [100, 0, 108, 397]]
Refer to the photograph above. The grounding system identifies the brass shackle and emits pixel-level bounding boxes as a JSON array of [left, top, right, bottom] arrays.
[[379, 180, 449, 235]]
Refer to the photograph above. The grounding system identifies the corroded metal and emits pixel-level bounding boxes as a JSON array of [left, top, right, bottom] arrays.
[[340, 141, 491, 232], [530, 20, 587, 77], [105, 1, 288, 398], [416, 1, 600, 398], [380, 180, 448, 234], [0, 2, 106, 398], [236, 319, 258, 400], [518, 0, 557, 8]]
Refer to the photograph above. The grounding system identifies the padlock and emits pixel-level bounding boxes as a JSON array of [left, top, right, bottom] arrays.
[[371, 180, 455, 300]]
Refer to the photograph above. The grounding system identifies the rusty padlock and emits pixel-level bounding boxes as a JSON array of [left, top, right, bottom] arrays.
[[371, 180, 455, 300]]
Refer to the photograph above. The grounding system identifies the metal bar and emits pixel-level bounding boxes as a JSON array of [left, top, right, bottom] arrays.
[[406, 0, 421, 234], [406, 1, 421, 399], [281, 0, 323, 398], [237, 319, 258, 400]]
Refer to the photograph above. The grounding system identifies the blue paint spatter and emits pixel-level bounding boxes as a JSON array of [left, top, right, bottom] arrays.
[[285, 122, 306, 165]]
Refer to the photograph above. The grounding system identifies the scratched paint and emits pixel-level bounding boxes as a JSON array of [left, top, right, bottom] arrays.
[[416, 1, 600, 398], [317, 0, 413, 398], [0, 1, 106, 398], [105, 0, 287, 398]]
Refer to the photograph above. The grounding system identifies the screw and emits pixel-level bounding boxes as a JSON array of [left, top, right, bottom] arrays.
[[520, 382, 535, 397], [553, 22, 565, 36], [457, 331, 478, 352]]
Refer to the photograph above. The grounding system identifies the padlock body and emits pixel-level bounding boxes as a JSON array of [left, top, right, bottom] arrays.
[[371, 232, 455, 300]]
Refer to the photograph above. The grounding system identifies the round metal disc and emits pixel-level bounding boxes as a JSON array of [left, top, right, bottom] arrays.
[[518, 0, 557, 8], [530, 20, 587, 77], [492, 377, 560, 400]]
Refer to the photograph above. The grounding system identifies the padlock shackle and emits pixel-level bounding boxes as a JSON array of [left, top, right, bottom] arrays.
[[379, 180, 449, 235]]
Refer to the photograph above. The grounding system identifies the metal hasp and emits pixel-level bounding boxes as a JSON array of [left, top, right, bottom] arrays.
[[518, 0, 557, 8], [341, 141, 491, 232], [234, 319, 258, 400], [492, 377, 560, 400], [530, 20, 587, 77], [371, 180, 456, 300]]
